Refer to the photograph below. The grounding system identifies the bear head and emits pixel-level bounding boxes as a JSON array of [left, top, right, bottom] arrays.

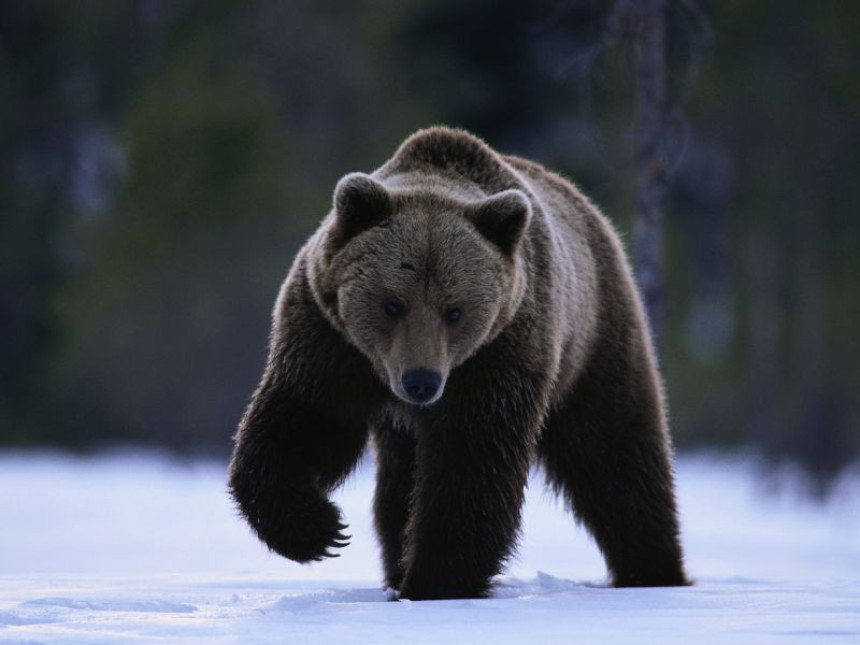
[[309, 172, 531, 406]]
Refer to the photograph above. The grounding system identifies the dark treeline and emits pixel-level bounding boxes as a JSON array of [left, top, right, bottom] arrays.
[[2, 0, 858, 492]]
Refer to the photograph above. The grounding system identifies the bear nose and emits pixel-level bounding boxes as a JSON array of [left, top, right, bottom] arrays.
[[401, 369, 442, 404]]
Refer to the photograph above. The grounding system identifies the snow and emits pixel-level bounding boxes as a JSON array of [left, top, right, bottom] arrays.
[[0, 451, 858, 644]]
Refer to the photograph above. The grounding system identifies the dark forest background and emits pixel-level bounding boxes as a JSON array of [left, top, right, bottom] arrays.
[[2, 0, 858, 493]]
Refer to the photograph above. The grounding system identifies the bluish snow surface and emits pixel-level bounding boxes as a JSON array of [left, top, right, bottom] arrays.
[[0, 451, 858, 644]]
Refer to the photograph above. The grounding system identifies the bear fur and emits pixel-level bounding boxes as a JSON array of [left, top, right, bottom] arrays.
[[228, 126, 689, 600]]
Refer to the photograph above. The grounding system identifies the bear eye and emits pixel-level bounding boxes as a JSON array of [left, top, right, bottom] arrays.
[[444, 306, 462, 325], [383, 300, 406, 319]]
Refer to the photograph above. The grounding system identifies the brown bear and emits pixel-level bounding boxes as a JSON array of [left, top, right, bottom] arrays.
[[228, 126, 689, 600]]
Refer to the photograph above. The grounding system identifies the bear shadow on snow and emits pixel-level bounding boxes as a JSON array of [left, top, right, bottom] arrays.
[[228, 127, 690, 600]]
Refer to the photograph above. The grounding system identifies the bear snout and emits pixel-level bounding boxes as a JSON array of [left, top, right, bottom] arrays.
[[401, 369, 443, 405]]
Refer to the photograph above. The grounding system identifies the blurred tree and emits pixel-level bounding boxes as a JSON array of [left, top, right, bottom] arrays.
[[671, 0, 860, 492], [57, 12, 292, 451], [0, 0, 139, 443], [1, 0, 858, 490], [626, 0, 669, 348]]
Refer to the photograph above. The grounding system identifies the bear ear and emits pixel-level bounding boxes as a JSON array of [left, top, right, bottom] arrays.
[[465, 189, 532, 256], [332, 173, 392, 243]]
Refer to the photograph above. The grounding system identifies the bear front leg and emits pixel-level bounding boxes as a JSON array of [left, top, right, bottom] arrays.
[[397, 363, 547, 600], [229, 283, 385, 563], [371, 417, 416, 590], [228, 368, 365, 563]]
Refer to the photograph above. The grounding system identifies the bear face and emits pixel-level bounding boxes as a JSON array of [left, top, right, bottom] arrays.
[[312, 173, 531, 405]]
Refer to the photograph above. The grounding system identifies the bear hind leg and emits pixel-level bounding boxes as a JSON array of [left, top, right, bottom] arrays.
[[539, 353, 689, 587]]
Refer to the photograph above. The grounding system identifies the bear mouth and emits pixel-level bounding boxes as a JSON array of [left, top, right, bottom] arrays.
[[392, 389, 445, 406]]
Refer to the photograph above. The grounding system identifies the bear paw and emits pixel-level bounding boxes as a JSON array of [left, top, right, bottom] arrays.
[[260, 495, 351, 564]]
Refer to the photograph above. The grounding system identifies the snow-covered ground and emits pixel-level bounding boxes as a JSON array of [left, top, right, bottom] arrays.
[[0, 451, 858, 644]]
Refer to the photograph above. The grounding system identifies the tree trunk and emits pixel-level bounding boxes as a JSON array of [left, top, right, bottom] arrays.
[[630, 0, 668, 352]]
